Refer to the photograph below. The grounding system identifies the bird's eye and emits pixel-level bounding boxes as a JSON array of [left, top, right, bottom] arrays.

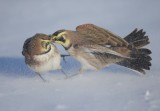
[[41, 41, 46, 48], [58, 36, 66, 43], [41, 41, 49, 49]]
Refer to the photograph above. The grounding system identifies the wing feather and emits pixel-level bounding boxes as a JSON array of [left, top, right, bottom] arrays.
[[76, 24, 129, 47], [74, 44, 130, 59], [75, 44, 130, 66]]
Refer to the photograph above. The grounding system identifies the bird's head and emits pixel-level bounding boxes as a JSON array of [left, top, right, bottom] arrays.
[[25, 33, 53, 55], [51, 30, 72, 50]]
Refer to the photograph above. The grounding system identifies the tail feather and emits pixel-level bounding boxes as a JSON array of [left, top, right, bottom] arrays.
[[131, 37, 149, 48], [129, 54, 152, 62], [131, 48, 151, 55], [117, 29, 152, 74], [124, 29, 150, 48], [130, 48, 152, 61], [117, 57, 151, 74]]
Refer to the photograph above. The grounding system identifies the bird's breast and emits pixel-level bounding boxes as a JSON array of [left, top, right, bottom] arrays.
[[27, 46, 61, 73]]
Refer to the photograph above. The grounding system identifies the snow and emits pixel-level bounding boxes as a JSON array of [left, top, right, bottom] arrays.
[[0, 0, 160, 111]]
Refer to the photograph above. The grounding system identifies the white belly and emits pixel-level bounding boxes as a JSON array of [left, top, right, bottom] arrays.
[[30, 46, 61, 73], [68, 47, 97, 71]]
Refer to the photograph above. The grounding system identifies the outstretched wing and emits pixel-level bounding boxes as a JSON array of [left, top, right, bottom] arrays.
[[81, 44, 129, 57], [76, 24, 129, 47], [73, 44, 130, 66]]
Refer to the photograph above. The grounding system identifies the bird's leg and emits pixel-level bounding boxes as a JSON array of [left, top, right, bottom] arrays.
[[58, 67, 84, 79], [59, 69, 69, 78], [79, 67, 83, 74], [65, 67, 83, 78], [61, 54, 70, 63], [73, 67, 83, 75], [35, 72, 46, 82]]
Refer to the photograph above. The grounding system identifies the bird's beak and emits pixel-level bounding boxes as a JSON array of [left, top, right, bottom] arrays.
[[51, 37, 56, 42], [49, 35, 56, 42]]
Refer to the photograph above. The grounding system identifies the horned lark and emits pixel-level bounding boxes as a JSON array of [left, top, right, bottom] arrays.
[[51, 24, 151, 74], [22, 33, 64, 81]]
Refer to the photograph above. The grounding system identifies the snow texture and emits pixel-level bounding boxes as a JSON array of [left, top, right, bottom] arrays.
[[0, 0, 160, 111]]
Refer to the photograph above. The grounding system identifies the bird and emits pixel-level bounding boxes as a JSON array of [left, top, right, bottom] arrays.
[[22, 33, 67, 81], [51, 24, 152, 74]]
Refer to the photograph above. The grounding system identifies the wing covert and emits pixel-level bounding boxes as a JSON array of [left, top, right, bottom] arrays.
[[76, 24, 129, 47]]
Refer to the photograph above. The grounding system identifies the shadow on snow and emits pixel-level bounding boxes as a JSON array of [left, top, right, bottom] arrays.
[[0, 57, 138, 78]]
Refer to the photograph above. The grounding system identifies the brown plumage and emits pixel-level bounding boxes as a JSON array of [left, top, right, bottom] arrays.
[[52, 24, 152, 74], [22, 33, 61, 81]]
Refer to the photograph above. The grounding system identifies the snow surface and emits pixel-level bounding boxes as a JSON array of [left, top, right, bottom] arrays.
[[0, 0, 160, 111]]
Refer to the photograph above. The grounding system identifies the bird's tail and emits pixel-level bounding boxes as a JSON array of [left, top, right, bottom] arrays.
[[117, 29, 152, 74]]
